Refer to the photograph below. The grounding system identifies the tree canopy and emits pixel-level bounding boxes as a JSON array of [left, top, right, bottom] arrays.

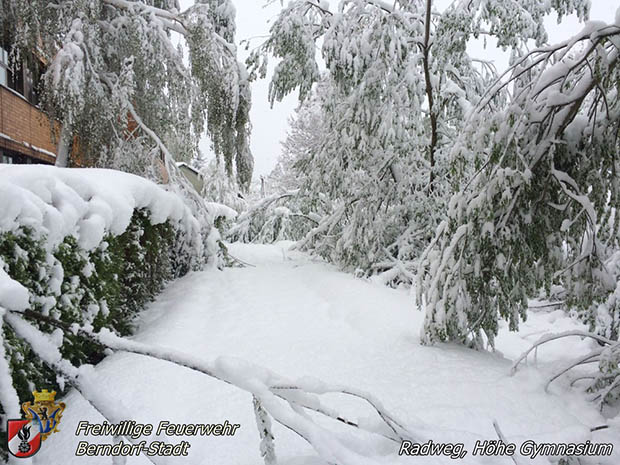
[[248, 0, 590, 274], [1, 0, 253, 191], [248, 0, 619, 406]]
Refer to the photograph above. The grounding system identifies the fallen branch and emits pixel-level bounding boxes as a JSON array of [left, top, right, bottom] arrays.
[[253, 396, 277, 465], [511, 329, 620, 410], [8, 309, 423, 465], [544, 350, 602, 393], [527, 301, 564, 309], [492, 420, 520, 465], [3, 313, 161, 465], [510, 330, 614, 375]]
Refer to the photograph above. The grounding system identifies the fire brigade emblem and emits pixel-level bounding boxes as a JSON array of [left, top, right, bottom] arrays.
[[7, 389, 65, 458]]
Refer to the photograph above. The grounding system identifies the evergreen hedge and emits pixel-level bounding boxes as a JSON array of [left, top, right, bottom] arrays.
[[0, 208, 202, 455]]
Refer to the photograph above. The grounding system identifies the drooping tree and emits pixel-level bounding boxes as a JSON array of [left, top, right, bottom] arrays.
[[250, 0, 590, 279], [271, 92, 325, 194], [418, 18, 619, 350], [0, 0, 254, 192]]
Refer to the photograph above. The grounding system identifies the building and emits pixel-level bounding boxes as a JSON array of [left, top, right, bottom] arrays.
[[0, 44, 59, 165], [0, 44, 188, 188], [176, 162, 204, 193]]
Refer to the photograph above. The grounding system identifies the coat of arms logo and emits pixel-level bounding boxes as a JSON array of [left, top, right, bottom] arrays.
[[6, 389, 66, 458]]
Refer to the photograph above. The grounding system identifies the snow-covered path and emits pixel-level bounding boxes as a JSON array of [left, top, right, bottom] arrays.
[[38, 243, 619, 465]]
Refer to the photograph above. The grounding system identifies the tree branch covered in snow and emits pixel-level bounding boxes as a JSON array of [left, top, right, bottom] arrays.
[[244, 0, 590, 280], [418, 18, 620, 349], [512, 330, 620, 409], [4, 308, 426, 465], [2, 310, 163, 464], [227, 190, 322, 243], [252, 396, 277, 465], [2, 0, 253, 191]]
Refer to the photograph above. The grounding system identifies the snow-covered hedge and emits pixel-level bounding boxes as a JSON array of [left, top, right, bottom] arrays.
[[0, 166, 215, 412]]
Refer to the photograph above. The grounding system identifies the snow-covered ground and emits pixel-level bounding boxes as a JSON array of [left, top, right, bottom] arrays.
[[36, 242, 620, 465]]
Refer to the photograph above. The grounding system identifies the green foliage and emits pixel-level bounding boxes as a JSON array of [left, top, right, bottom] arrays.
[[1, 0, 252, 188], [591, 344, 620, 407], [247, 0, 590, 282], [418, 19, 620, 415], [0, 209, 188, 414]]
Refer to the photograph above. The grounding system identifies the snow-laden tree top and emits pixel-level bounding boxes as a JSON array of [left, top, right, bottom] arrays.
[[245, 0, 590, 273], [418, 14, 620, 348], [1, 0, 253, 191], [253, 0, 589, 107]]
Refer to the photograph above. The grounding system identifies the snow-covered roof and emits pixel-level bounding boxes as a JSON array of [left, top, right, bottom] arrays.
[[176, 162, 201, 176]]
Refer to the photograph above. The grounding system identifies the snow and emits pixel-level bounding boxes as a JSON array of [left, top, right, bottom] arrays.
[[0, 260, 30, 311], [0, 165, 199, 251], [5, 312, 67, 370], [0, 132, 19, 144], [205, 202, 238, 221], [21, 142, 58, 159], [33, 242, 620, 465], [175, 162, 198, 175]]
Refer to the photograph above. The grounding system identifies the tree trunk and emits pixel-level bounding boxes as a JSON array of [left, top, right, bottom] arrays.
[[55, 125, 72, 167], [423, 0, 437, 192]]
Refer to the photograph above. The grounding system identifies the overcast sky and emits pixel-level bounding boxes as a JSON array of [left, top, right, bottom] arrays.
[[199, 0, 617, 177], [227, 2, 299, 178]]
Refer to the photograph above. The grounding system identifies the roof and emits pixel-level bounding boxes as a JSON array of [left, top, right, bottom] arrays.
[[175, 162, 201, 176]]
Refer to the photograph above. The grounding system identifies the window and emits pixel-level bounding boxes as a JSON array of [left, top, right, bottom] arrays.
[[0, 47, 8, 87], [8, 58, 24, 95], [0, 45, 45, 104], [1, 152, 14, 164], [0, 45, 25, 95]]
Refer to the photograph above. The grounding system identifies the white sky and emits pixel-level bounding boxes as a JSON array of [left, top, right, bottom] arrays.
[[197, 0, 618, 177]]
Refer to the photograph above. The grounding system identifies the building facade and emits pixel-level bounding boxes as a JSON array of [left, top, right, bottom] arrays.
[[0, 45, 58, 165]]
